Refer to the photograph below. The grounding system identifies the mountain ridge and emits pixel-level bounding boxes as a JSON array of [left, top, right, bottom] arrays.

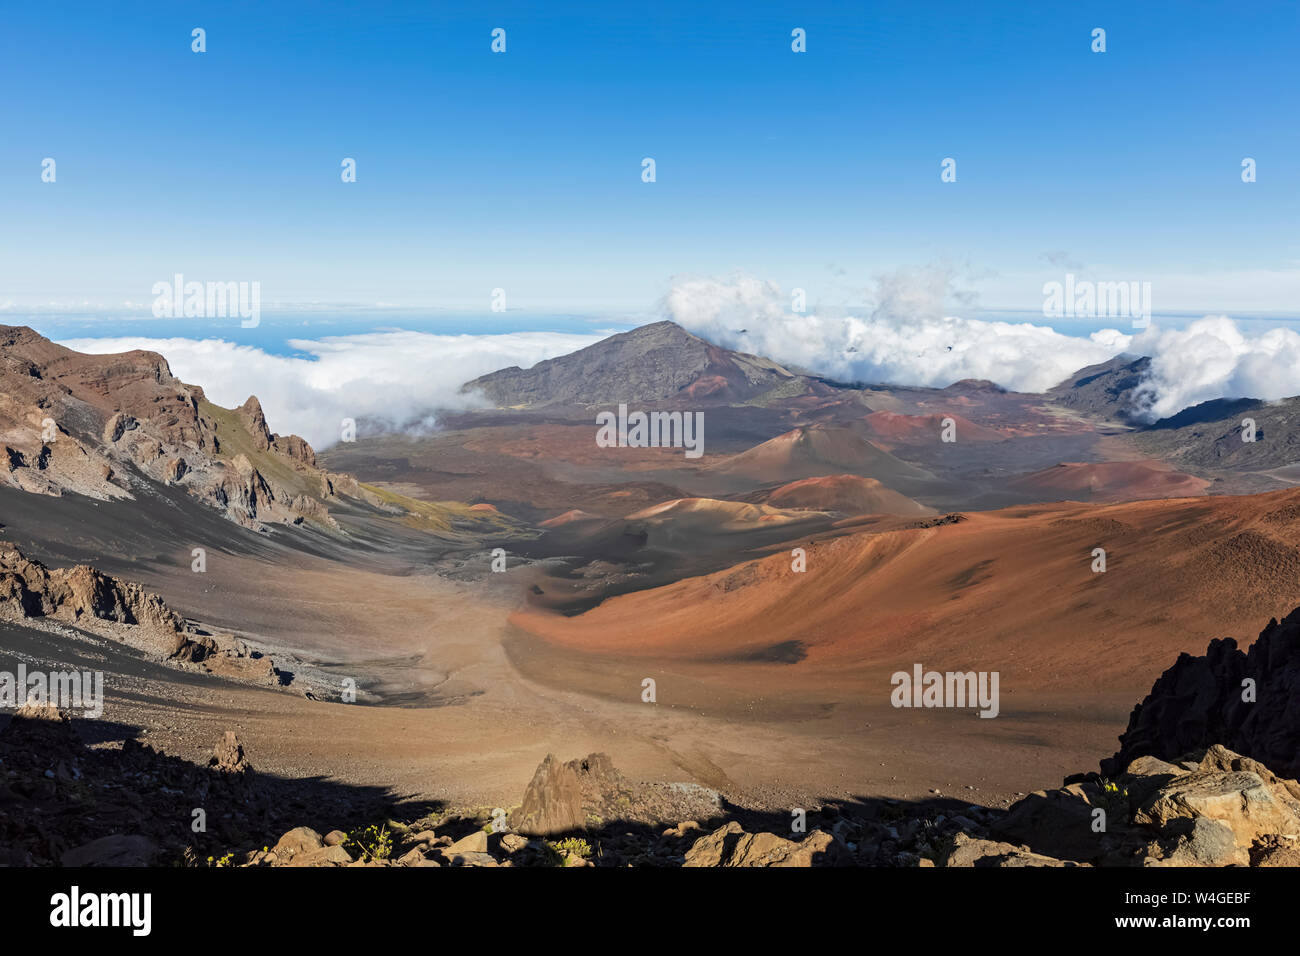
[[462, 320, 824, 408]]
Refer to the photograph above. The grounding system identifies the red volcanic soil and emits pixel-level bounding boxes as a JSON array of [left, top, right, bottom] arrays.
[[468, 503, 499, 513], [709, 425, 934, 486], [511, 487, 1300, 700], [766, 474, 933, 516], [864, 410, 1005, 445], [1010, 460, 1209, 502], [683, 374, 729, 399], [539, 509, 600, 528]]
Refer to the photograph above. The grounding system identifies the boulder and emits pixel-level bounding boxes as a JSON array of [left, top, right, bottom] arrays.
[[1117, 755, 1186, 807], [286, 844, 353, 867], [446, 830, 488, 855], [499, 833, 529, 853], [938, 832, 1079, 867], [1147, 817, 1249, 867], [1134, 770, 1300, 848], [61, 834, 157, 867], [995, 783, 1111, 862], [271, 826, 324, 862], [683, 821, 851, 867]]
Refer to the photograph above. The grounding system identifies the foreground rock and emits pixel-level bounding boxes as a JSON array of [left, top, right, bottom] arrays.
[[511, 752, 722, 838], [989, 744, 1300, 867], [10, 705, 1300, 868], [938, 833, 1082, 868], [683, 821, 852, 867], [0, 718, 395, 867]]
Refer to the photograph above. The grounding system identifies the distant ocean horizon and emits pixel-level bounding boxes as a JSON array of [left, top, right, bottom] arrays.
[[9, 306, 1300, 359]]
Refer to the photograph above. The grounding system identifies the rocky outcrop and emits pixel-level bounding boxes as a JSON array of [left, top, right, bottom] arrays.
[[1102, 606, 1300, 780], [0, 545, 281, 682], [0, 545, 189, 655], [210, 731, 252, 775], [0, 326, 338, 531], [514, 754, 585, 836], [683, 821, 852, 867], [273, 434, 316, 468], [511, 752, 721, 837], [8, 714, 1300, 869], [235, 397, 274, 451]]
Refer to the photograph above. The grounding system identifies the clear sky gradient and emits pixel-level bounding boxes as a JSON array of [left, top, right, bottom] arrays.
[[2, 0, 1297, 316]]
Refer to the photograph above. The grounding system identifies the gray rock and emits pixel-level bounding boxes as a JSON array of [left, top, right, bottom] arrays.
[[513, 754, 585, 837], [939, 832, 1081, 868], [61, 835, 157, 867], [446, 830, 488, 855], [271, 826, 324, 861]]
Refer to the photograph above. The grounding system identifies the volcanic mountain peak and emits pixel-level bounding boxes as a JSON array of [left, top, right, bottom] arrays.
[[461, 320, 802, 408]]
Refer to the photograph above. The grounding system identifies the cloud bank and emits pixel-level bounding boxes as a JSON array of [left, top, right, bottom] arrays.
[[664, 273, 1300, 419], [58, 274, 1300, 450], [1129, 316, 1300, 421], [664, 271, 1133, 394], [60, 330, 606, 449]]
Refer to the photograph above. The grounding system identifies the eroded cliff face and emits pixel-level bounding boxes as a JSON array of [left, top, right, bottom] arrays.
[[0, 325, 357, 531]]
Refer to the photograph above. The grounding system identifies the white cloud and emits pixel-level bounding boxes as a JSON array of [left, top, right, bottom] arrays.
[[56, 277, 1300, 452], [664, 270, 1133, 393], [1130, 316, 1300, 420], [59, 330, 606, 449], [665, 273, 1300, 420]]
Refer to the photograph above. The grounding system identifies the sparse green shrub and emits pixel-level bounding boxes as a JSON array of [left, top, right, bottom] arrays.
[[346, 823, 393, 862]]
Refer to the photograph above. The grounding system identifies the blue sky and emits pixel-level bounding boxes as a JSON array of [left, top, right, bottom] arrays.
[[2, 0, 1297, 321]]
